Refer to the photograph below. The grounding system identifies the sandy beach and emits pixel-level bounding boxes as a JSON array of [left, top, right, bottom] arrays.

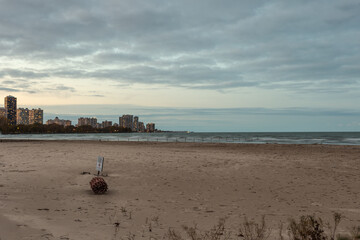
[[0, 141, 359, 239]]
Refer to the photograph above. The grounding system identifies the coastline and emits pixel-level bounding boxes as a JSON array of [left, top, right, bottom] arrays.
[[1, 141, 359, 239], [2, 131, 360, 146]]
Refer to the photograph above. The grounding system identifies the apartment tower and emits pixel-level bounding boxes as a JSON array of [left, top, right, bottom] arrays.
[[17, 108, 29, 125], [0, 107, 5, 118], [29, 108, 43, 124], [146, 123, 155, 133], [119, 114, 133, 129], [133, 116, 139, 132], [4, 95, 17, 125]]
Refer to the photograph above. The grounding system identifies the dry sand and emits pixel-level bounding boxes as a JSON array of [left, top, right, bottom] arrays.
[[0, 140, 359, 239]]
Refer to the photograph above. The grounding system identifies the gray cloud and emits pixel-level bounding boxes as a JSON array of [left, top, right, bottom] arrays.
[[45, 85, 76, 92], [0, 87, 20, 92], [1, 80, 17, 85], [89, 94, 105, 97], [93, 52, 152, 64], [0, 72, 76, 94], [0, 79, 37, 94], [0, 0, 359, 94], [0, 69, 48, 79]]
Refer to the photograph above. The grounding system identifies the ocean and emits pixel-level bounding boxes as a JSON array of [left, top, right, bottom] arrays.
[[1, 132, 360, 145]]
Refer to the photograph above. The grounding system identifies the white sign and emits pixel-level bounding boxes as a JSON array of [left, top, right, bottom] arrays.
[[96, 156, 104, 172]]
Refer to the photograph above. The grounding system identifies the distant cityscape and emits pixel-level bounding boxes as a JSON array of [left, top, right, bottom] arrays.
[[0, 95, 157, 133]]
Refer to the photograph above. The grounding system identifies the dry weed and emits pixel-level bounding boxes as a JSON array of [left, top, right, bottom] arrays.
[[238, 215, 270, 240]]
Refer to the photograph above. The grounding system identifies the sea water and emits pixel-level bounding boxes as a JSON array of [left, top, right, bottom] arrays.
[[1, 132, 360, 145]]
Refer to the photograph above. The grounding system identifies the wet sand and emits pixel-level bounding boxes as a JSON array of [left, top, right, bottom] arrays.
[[0, 141, 359, 239]]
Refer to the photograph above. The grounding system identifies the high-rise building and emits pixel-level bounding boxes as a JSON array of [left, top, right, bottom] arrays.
[[17, 108, 29, 125], [102, 120, 112, 128], [138, 122, 145, 132], [4, 95, 17, 125], [133, 116, 139, 132], [119, 114, 133, 129], [46, 117, 71, 127], [78, 117, 97, 128], [0, 107, 5, 118], [78, 117, 86, 126], [89, 117, 97, 128], [29, 108, 43, 124], [146, 123, 155, 133], [65, 120, 71, 127]]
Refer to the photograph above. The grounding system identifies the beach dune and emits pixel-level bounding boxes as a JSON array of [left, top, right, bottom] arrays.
[[0, 141, 359, 239]]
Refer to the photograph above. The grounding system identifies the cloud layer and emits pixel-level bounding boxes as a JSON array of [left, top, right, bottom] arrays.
[[1, 0, 359, 95]]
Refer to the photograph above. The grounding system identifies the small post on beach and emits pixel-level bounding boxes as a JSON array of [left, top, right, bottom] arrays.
[[96, 156, 104, 176]]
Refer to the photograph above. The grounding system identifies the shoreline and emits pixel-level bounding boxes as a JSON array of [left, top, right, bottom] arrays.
[[2, 138, 360, 148], [1, 141, 359, 239], [2, 131, 360, 146]]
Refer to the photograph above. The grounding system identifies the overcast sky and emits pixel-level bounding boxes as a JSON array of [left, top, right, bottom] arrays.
[[1, 0, 360, 131]]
